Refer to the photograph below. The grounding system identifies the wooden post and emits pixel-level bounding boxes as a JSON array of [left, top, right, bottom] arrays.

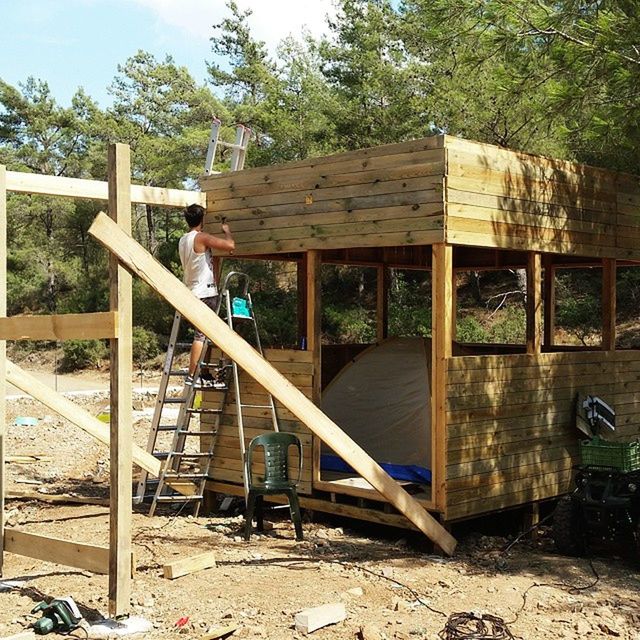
[[88, 213, 457, 555], [107, 144, 133, 617], [602, 258, 616, 351], [542, 255, 555, 348], [306, 251, 322, 482], [526, 252, 542, 355], [376, 265, 389, 341], [431, 244, 453, 513], [297, 257, 307, 347], [0, 166, 6, 576]]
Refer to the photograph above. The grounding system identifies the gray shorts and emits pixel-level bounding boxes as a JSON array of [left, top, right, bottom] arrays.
[[193, 295, 219, 342]]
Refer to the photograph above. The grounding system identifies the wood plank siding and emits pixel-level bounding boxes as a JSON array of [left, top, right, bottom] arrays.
[[201, 348, 314, 494], [444, 136, 640, 260], [445, 350, 640, 520], [202, 137, 446, 254]]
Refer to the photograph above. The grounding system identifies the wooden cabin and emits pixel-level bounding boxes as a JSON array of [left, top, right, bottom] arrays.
[[198, 134, 640, 527]]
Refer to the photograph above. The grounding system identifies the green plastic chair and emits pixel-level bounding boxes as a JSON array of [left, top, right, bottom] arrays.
[[243, 432, 304, 541]]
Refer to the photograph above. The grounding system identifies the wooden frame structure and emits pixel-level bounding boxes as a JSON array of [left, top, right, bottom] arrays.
[[0, 145, 205, 616], [197, 134, 640, 525]]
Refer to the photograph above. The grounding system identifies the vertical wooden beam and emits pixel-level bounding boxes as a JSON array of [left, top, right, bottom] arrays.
[[431, 244, 453, 513], [451, 270, 457, 342], [306, 251, 322, 482], [542, 255, 555, 349], [0, 166, 6, 576], [526, 252, 542, 355], [107, 144, 133, 617], [376, 265, 389, 341], [297, 257, 307, 347], [602, 258, 616, 351]]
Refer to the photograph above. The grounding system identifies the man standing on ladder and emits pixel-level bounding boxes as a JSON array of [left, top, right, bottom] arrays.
[[179, 203, 235, 386]]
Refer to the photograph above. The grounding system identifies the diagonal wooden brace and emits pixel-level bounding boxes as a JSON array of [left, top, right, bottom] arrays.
[[5, 361, 197, 497], [88, 212, 457, 555]]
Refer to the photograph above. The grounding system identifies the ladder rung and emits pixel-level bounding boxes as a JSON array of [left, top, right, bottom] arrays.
[[188, 408, 223, 414], [240, 403, 272, 409], [180, 430, 218, 436], [172, 452, 215, 458], [164, 473, 209, 480], [155, 495, 203, 503], [176, 342, 192, 348], [218, 141, 247, 150], [157, 424, 179, 431], [164, 398, 187, 404], [152, 452, 170, 458], [169, 370, 189, 376]]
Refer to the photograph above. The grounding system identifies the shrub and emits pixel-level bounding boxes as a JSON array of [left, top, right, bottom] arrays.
[[132, 326, 161, 363], [456, 316, 488, 343], [61, 339, 107, 371]]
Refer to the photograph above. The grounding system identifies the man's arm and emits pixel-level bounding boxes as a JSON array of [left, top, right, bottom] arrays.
[[195, 222, 235, 254]]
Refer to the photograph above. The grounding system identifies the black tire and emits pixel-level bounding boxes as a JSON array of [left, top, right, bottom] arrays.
[[553, 495, 585, 556]]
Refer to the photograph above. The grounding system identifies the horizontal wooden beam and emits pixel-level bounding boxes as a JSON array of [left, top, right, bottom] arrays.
[[89, 211, 457, 555], [6, 171, 205, 209], [4, 528, 112, 574], [0, 311, 117, 341]]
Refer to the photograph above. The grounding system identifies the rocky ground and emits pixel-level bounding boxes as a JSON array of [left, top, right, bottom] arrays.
[[1, 387, 639, 640]]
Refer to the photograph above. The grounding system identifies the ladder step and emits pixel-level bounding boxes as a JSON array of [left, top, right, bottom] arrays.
[[240, 403, 273, 409], [176, 342, 192, 348], [169, 370, 189, 376], [157, 424, 179, 431], [164, 398, 188, 404], [180, 430, 218, 436], [153, 451, 214, 459], [165, 473, 209, 480], [218, 141, 247, 150], [187, 408, 223, 414], [155, 495, 203, 503]]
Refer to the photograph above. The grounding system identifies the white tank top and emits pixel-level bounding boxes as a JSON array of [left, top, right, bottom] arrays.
[[178, 230, 217, 299]]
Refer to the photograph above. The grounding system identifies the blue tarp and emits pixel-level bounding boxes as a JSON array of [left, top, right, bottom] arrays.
[[321, 453, 432, 484]]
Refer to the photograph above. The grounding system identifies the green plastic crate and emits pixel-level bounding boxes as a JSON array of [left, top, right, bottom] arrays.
[[580, 436, 640, 471]]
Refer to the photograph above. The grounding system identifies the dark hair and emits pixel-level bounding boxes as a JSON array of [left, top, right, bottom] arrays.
[[184, 203, 205, 228]]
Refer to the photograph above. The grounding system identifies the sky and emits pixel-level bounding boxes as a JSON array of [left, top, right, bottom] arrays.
[[0, 0, 337, 107]]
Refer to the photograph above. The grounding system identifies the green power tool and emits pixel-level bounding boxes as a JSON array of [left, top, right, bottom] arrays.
[[31, 597, 83, 635]]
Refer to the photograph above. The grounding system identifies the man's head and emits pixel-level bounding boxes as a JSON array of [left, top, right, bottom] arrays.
[[184, 203, 205, 229]]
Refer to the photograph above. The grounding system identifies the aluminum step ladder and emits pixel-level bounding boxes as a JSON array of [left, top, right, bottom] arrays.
[[204, 118, 251, 175], [136, 309, 228, 515], [217, 272, 280, 498]]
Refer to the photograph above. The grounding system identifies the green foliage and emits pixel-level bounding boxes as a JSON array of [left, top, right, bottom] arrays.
[[132, 326, 161, 363], [456, 316, 487, 344], [61, 339, 107, 371], [388, 270, 431, 338], [555, 269, 602, 344], [486, 306, 526, 344]]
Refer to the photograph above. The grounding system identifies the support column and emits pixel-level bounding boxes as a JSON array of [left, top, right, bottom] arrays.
[[602, 258, 616, 351], [306, 250, 322, 482], [376, 265, 389, 341], [297, 257, 307, 347], [108, 144, 133, 617], [0, 166, 6, 575], [526, 252, 542, 355], [431, 244, 453, 512], [542, 255, 555, 349]]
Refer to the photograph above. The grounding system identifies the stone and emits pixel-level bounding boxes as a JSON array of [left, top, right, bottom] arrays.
[[357, 624, 383, 640]]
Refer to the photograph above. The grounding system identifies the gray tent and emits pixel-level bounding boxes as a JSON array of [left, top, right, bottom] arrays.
[[321, 337, 432, 483]]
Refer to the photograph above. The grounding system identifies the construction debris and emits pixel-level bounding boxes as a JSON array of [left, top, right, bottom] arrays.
[[294, 603, 347, 635], [163, 551, 217, 580]]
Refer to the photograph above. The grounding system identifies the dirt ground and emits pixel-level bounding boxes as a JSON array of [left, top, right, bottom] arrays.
[[2, 387, 640, 640]]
